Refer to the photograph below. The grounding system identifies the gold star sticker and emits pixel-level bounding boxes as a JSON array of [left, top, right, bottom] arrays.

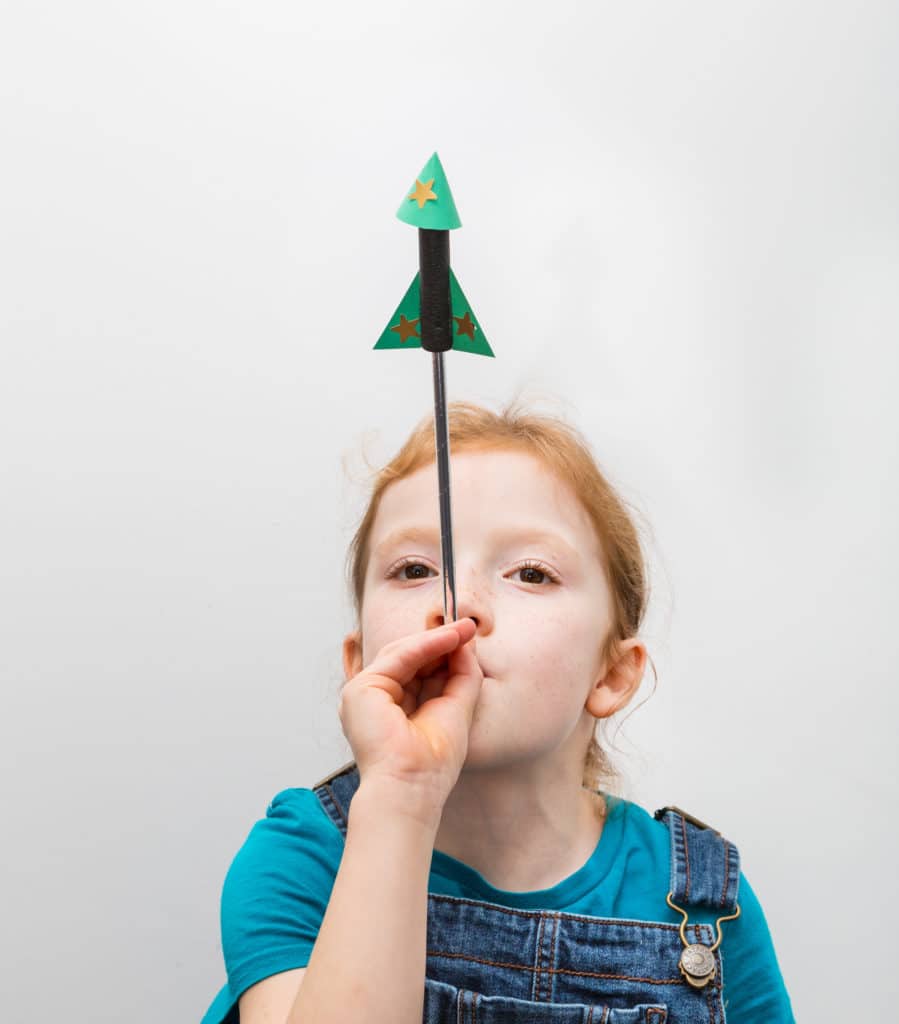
[[453, 311, 476, 340], [390, 315, 421, 344], [408, 178, 437, 209]]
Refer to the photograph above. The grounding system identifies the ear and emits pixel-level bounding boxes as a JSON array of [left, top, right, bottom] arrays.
[[585, 638, 647, 719], [342, 629, 363, 682]]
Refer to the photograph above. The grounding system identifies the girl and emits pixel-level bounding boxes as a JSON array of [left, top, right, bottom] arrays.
[[200, 401, 795, 1024]]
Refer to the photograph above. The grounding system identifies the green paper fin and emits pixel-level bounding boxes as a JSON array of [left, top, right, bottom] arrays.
[[374, 270, 494, 358], [448, 269, 493, 357], [396, 152, 462, 230], [374, 274, 422, 350]]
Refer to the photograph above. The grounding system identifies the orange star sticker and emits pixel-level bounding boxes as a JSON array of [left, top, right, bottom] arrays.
[[408, 178, 438, 209], [390, 315, 421, 344], [453, 311, 476, 340]]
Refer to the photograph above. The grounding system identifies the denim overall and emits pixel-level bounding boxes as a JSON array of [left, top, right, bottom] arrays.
[[313, 761, 741, 1024]]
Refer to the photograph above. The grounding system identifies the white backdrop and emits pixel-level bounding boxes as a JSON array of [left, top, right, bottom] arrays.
[[2, 2, 897, 1020]]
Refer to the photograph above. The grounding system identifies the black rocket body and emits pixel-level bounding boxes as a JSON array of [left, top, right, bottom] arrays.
[[417, 229, 453, 354]]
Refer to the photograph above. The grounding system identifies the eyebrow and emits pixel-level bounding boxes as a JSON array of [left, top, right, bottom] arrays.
[[372, 525, 578, 560]]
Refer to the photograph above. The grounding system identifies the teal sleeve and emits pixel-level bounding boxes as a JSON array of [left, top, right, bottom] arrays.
[[720, 872, 796, 1023], [201, 788, 343, 1023]]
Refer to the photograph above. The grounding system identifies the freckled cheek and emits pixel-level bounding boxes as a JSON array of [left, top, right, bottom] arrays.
[[514, 630, 576, 682], [518, 615, 594, 684], [360, 591, 422, 663]]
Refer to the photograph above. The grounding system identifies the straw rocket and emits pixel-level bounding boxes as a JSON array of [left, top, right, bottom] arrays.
[[374, 152, 495, 624]]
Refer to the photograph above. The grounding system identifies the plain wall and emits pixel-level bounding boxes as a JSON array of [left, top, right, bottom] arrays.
[[2, 1, 897, 1020]]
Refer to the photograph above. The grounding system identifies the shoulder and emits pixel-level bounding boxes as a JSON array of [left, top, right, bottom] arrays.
[[261, 785, 342, 835], [717, 871, 796, 1021], [600, 795, 737, 905], [223, 787, 343, 893], [612, 798, 795, 1022], [613, 796, 751, 870], [605, 793, 671, 851], [221, 787, 343, 947], [227, 787, 342, 864]]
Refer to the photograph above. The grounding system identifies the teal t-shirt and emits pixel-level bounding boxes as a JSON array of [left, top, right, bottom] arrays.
[[200, 788, 795, 1023]]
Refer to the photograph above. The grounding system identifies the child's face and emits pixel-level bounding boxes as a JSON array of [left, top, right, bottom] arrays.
[[343, 447, 629, 772]]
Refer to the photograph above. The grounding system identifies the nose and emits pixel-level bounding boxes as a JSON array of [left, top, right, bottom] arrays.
[[424, 578, 493, 636]]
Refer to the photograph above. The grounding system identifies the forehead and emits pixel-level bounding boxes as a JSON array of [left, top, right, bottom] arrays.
[[369, 448, 600, 554]]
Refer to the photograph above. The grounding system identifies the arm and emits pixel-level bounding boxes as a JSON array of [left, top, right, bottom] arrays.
[[275, 779, 441, 1024], [229, 619, 480, 1024], [721, 872, 796, 1024]]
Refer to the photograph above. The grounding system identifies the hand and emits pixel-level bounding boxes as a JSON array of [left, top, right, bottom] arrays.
[[338, 618, 484, 808]]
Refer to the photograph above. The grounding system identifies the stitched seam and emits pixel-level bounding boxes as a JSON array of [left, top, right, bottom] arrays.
[[668, 812, 678, 902], [681, 815, 691, 901], [428, 895, 687, 931], [720, 836, 729, 908], [694, 922, 720, 1024], [314, 785, 345, 837], [427, 950, 684, 984], [534, 914, 546, 1002], [536, 913, 551, 1002], [323, 782, 348, 831], [696, 921, 716, 1024], [549, 913, 560, 1001], [532, 913, 556, 1001]]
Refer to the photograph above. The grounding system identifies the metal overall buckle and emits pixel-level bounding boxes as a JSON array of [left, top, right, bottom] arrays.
[[665, 891, 741, 989]]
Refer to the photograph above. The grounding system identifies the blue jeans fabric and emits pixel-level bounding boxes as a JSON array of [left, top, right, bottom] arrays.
[[314, 763, 740, 1024]]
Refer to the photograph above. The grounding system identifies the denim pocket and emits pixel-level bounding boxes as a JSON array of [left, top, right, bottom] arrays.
[[424, 977, 668, 1023]]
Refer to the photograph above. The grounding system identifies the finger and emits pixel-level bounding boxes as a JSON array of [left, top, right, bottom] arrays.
[[417, 652, 451, 678], [440, 638, 485, 716], [417, 636, 481, 708], [417, 666, 450, 705], [418, 620, 478, 677], [367, 619, 476, 686], [378, 618, 474, 662]]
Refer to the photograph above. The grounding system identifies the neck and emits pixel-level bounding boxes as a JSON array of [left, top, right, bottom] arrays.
[[433, 764, 607, 893]]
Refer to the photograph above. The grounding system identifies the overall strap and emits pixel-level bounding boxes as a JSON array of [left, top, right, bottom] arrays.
[[653, 805, 741, 913], [312, 760, 361, 838]]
